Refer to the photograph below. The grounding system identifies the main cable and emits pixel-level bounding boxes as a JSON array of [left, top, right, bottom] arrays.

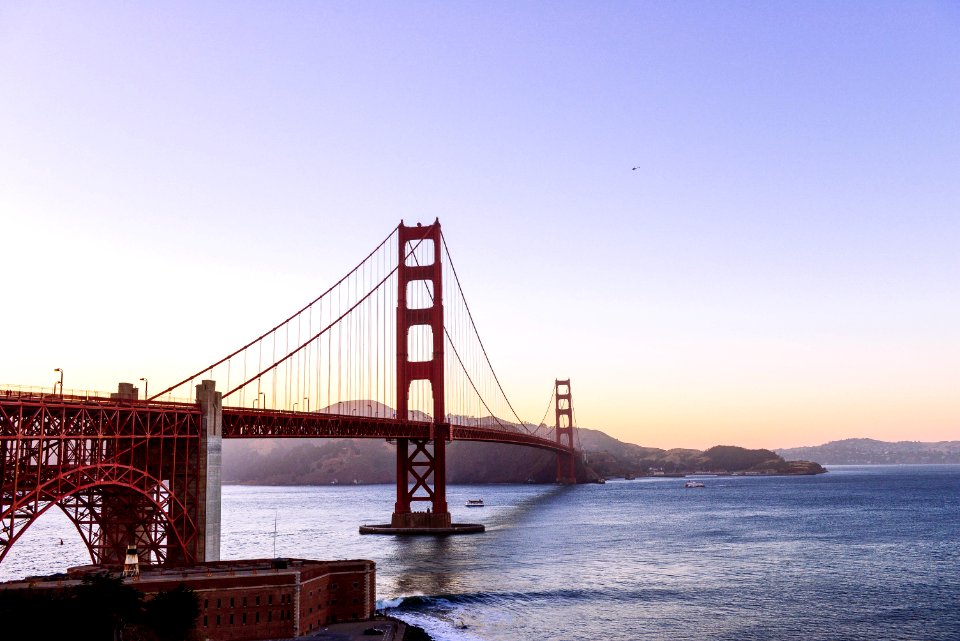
[[151, 225, 401, 400], [440, 230, 530, 430]]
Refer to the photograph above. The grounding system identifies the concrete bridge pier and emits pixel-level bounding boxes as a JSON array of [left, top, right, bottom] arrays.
[[89, 380, 222, 567], [195, 379, 222, 562]]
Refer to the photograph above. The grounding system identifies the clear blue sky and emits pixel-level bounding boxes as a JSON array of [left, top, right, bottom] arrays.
[[1, 2, 957, 448]]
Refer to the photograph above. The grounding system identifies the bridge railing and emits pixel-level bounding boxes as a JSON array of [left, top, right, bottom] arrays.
[[0, 385, 112, 400], [0, 386, 196, 407]]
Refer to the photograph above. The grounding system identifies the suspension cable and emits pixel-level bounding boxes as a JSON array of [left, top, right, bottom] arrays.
[[538, 386, 556, 433], [150, 224, 400, 400], [221, 234, 428, 400], [440, 230, 530, 429]]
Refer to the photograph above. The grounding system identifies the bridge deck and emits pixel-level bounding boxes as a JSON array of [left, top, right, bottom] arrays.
[[0, 391, 570, 455]]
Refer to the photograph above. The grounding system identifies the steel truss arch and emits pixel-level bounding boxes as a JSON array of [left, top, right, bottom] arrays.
[[0, 464, 196, 567]]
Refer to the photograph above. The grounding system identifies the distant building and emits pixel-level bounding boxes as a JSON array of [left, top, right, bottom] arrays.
[[2, 558, 375, 640]]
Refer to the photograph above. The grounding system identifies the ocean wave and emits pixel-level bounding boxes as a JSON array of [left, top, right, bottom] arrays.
[[386, 585, 683, 611], [387, 606, 488, 641]]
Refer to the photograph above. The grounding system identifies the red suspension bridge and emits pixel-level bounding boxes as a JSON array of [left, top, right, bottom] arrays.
[[0, 220, 580, 569]]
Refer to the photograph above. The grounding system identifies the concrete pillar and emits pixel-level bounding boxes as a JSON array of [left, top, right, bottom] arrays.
[[196, 379, 222, 561]]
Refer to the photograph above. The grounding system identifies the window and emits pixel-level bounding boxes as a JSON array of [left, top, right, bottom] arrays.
[[217, 598, 221, 608], [243, 596, 247, 607], [256, 612, 260, 623], [216, 615, 221, 626], [268, 611, 272, 623], [230, 597, 234, 608], [353, 581, 359, 588], [203, 616, 208, 627], [330, 583, 338, 590], [242, 613, 247, 624], [256, 596, 261, 606], [204, 599, 209, 609], [268, 595, 273, 605], [229, 614, 234, 625]]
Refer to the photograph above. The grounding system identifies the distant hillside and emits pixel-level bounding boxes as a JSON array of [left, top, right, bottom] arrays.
[[223, 438, 561, 485], [576, 428, 824, 477], [777, 438, 960, 465], [223, 423, 823, 485]]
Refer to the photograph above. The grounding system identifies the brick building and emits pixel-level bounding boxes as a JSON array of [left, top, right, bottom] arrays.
[[3, 558, 376, 641]]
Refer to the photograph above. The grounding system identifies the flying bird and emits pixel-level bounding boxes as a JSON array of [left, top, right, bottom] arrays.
[[631, 166, 640, 170]]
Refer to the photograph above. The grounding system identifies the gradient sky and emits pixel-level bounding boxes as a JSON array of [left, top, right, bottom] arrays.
[[1, 2, 957, 450]]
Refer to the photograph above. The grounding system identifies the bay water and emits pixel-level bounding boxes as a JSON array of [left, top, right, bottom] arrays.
[[3, 465, 958, 640]]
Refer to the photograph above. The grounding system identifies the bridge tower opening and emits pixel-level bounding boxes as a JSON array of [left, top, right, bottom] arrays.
[[391, 220, 451, 529], [555, 379, 577, 484]]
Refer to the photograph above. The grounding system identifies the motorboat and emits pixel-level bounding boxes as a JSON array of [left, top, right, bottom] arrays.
[[684, 480, 705, 488], [465, 498, 484, 507]]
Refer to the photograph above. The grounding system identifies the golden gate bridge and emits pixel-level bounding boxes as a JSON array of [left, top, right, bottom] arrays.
[[0, 220, 579, 569]]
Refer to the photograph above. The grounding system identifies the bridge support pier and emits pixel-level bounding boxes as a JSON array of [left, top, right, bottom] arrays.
[[390, 429, 451, 529], [196, 380, 222, 561]]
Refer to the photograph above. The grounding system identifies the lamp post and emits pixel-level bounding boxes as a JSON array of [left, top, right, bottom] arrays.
[[139, 377, 148, 401], [292, 402, 298, 412], [53, 368, 63, 397], [259, 391, 266, 410], [303, 397, 310, 412]]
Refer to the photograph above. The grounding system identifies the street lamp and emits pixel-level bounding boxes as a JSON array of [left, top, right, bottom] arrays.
[[259, 392, 266, 410], [53, 368, 63, 397], [139, 377, 148, 401], [292, 402, 298, 412], [303, 397, 310, 412]]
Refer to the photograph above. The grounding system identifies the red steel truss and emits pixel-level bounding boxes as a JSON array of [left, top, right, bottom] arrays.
[[220, 408, 569, 450], [0, 390, 203, 567]]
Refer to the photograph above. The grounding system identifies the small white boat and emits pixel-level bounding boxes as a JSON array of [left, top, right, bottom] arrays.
[[465, 498, 484, 507], [684, 480, 705, 488]]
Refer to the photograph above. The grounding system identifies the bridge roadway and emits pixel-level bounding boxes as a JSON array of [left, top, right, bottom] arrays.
[[0, 389, 566, 454], [223, 406, 566, 452]]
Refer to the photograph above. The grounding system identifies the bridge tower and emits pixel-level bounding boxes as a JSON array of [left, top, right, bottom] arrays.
[[391, 220, 451, 529], [555, 379, 577, 483]]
